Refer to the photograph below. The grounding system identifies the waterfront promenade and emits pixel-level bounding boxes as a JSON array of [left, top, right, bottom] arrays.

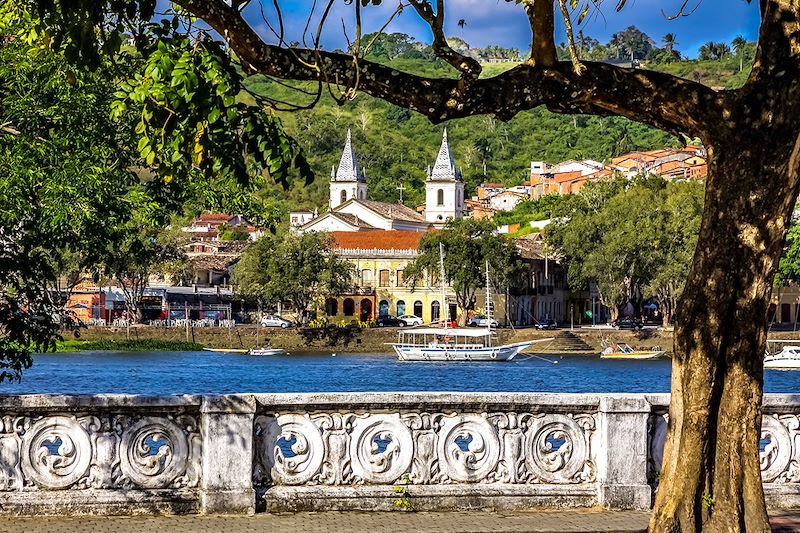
[[6, 510, 800, 533]]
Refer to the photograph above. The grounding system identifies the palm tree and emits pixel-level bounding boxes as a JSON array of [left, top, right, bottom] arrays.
[[662, 33, 677, 56], [732, 35, 748, 72], [457, 18, 466, 38]]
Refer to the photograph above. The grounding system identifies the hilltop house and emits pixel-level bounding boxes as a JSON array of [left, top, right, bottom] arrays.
[[182, 213, 264, 241]]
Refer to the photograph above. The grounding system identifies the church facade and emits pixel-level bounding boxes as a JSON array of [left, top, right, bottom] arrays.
[[290, 129, 465, 234]]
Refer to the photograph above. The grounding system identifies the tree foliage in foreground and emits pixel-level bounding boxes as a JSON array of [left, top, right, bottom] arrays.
[[0, 39, 146, 381], [404, 219, 521, 326], [547, 177, 703, 327], [232, 232, 354, 321]]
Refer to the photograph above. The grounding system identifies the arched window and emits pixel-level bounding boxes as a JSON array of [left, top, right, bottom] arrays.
[[413, 300, 423, 319], [431, 301, 441, 322], [437, 188, 444, 206], [343, 298, 355, 316], [360, 299, 373, 321], [379, 300, 389, 317], [325, 298, 338, 316], [396, 300, 406, 316], [340, 190, 347, 204], [358, 189, 364, 199]]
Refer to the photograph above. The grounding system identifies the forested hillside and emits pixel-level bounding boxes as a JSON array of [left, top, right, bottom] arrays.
[[242, 28, 753, 218]]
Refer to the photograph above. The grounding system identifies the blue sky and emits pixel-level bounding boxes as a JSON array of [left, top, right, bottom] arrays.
[[246, 0, 760, 59]]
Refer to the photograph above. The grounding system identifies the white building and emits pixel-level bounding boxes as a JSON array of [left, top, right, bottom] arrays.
[[328, 129, 368, 209], [424, 129, 465, 227], [293, 129, 466, 234]]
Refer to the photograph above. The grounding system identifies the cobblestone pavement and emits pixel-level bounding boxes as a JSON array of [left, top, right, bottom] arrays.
[[2, 510, 800, 533]]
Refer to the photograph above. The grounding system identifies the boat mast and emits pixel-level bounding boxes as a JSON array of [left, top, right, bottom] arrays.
[[486, 261, 492, 333], [440, 242, 448, 330]]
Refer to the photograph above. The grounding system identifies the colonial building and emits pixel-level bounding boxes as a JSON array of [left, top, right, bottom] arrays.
[[182, 213, 263, 241], [324, 231, 455, 324], [184, 240, 250, 287], [320, 230, 568, 326], [291, 129, 465, 233]]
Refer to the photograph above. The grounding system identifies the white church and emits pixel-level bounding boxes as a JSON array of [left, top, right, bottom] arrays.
[[290, 129, 465, 234]]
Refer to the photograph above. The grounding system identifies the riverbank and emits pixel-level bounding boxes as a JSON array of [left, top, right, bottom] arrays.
[[56, 339, 205, 352], [60, 325, 678, 354]]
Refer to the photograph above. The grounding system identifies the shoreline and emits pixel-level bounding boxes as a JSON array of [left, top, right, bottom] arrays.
[[58, 325, 680, 355]]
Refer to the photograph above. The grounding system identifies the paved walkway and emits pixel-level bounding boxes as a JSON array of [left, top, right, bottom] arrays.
[[3, 510, 800, 533]]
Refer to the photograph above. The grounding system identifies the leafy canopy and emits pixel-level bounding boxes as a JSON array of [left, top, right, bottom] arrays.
[[233, 232, 355, 319], [404, 219, 521, 323]]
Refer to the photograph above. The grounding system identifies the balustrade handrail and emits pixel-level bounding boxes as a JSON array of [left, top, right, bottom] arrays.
[[0, 392, 798, 516]]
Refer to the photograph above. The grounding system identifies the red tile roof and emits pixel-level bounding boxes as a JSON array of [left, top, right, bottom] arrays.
[[333, 231, 427, 251], [198, 213, 232, 221]]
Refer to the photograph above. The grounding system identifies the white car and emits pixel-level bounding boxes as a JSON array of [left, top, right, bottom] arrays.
[[398, 314, 423, 327], [468, 315, 499, 328], [260, 314, 291, 328]]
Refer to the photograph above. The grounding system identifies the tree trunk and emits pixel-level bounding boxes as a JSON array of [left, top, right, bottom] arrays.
[[650, 135, 800, 532]]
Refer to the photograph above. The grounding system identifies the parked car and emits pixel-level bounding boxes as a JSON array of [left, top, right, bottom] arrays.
[[377, 315, 405, 327], [468, 315, 500, 328], [535, 318, 558, 330], [398, 314, 423, 327], [260, 314, 292, 328], [611, 316, 644, 331]]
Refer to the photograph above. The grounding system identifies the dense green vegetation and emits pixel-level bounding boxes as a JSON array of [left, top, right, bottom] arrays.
[[233, 232, 355, 319], [56, 339, 205, 352], [546, 177, 705, 326], [242, 29, 752, 220]]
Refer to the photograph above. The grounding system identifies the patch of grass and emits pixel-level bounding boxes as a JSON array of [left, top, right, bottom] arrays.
[[55, 339, 204, 352]]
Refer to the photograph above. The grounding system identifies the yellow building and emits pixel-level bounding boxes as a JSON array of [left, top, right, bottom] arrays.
[[321, 231, 568, 327], [325, 231, 457, 324]]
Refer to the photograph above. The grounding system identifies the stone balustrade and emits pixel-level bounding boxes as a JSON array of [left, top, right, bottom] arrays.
[[0, 393, 797, 515]]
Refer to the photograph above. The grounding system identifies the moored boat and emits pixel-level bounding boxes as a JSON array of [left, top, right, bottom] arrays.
[[600, 342, 666, 360], [389, 327, 549, 361], [248, 347, 288, 356], [764, 345, 800, 370]]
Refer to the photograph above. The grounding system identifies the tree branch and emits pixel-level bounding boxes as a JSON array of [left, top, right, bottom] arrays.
[[746, 0, 800, 118], [522, 0, 556, 67], [175, 0, 724, 140], [406, 0, 482, 80]]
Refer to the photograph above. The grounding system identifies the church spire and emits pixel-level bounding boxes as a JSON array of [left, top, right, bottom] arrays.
[[428, 128, 461, 182], [333, 129, 365, 182]]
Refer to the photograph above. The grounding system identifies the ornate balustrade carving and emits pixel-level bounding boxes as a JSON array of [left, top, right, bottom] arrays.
[[647, 400, 800, 487], [253, 409, 597, 488], [2, 393, 800, 515], [0, 413, 200, 492]]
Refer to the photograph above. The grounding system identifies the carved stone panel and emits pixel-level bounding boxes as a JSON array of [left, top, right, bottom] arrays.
[[350, 414, 413, 484], [255, 408, 598, 488], [20, 416, 92, 490], [4, 413, 201, 492]]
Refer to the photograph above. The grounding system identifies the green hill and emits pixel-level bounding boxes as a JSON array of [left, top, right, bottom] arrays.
[[242, 33, 751, 218]]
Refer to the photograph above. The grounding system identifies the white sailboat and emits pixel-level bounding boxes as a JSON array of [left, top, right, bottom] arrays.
[[389, 247, 547, 361]]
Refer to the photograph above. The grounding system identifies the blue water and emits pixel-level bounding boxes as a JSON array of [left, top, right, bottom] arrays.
[[2, 351, 799, 395]]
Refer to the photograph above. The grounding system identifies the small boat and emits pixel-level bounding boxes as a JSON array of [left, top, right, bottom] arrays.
[[248, 347, 287, 356], [203, 348, 249, 354], [600, 342, 666, 359], [764, 345, 800, 370]]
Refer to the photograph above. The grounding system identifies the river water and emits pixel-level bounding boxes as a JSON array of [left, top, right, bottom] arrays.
[[2, 351, 799, 395]]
